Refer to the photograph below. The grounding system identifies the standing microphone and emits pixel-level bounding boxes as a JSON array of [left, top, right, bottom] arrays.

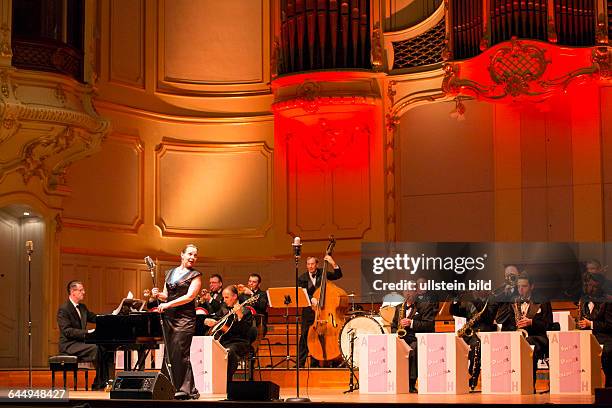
[[292, 237, 302, 258], [25, 241, 33, 255], [144, 256, 156, 277]]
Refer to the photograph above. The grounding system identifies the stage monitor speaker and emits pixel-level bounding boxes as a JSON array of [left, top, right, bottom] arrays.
[[227, 381, 280, 401], [110, 371, 174, 400]]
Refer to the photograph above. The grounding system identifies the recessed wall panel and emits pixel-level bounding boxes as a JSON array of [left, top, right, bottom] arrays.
[[156, 141, 272, 236]]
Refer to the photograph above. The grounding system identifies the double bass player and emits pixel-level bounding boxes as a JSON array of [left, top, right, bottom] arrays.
[[297, 254, 343, 367]]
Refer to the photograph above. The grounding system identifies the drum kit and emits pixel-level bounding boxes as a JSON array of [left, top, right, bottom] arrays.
[[338, 294, 398, 368]]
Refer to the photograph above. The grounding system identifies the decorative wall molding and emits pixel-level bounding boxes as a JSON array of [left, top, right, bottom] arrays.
[[108, 0, 146, 89], [62, 134, 144, 233], [272, 72, 382, 114], [286, 121, 373, 240], [155, 139, 273, 237], [156, 0, 271, 96], [0, 68, 110, 193], [443, 39, 612, 103]]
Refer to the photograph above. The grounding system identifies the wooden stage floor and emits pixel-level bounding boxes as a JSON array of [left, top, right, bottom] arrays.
[[0, 388, 598, 407], [0, 369, 603, 406]]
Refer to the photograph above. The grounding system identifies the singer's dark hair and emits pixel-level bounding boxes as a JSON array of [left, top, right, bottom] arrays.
[[182, 244, 198, 254], [249, 273, 262, 284], [67, 280, 83, 294], [211, 273, 223, 283]]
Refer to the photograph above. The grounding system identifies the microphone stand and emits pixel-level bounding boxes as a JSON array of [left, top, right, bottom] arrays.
[[147, 263, 176, 390], [286, 245, 310, 403], [26, 245, 33, 388], [343, 329, 358, 393]]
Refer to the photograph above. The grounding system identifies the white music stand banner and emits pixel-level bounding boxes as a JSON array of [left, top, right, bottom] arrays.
[[359, 334, 411, 394], [416, 332, 470, 394], [478, 331, 533, 394], [548, 330, 602, 394], [190, 336, 228, 394]]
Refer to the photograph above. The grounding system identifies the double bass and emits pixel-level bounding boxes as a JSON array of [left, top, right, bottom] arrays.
[[307, 236, 349, 361]]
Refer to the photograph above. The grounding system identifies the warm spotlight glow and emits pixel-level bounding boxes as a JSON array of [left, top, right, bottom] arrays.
[[23, 212, 30, 216]]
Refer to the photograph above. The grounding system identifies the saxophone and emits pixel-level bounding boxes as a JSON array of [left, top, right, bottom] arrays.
[[396, 302, 407, 338], [513, 298, 528, 337], [457, 298, 489, 338], [575, 298, 584, 328]]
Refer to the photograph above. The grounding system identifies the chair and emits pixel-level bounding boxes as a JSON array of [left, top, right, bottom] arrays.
[[49, 355, 94, 390], [241, 325, 262, 381], [254, 315, 272, 368]]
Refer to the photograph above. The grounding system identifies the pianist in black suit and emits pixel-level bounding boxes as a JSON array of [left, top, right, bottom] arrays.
[[57, 280, 114, 390], [152, 244, 203, 400], [204, 285, 256, 382]]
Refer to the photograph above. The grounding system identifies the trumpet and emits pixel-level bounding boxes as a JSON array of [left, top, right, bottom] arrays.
[[397, 302, 407, 338], [196, 288, 209, 305], [236, 284, 250, 294]]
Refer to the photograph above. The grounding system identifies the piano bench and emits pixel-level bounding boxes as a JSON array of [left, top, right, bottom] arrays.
[[49, 355, 94, 391]]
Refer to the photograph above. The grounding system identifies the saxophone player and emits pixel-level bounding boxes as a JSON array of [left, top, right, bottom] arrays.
[[495, 272, 552, 391], [576, 273, 612, 387], [450, 290, 498, 390], [391, 284, 437, 393]]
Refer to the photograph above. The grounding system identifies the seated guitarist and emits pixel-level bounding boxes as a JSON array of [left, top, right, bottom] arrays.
[[204, 285, 256, 382]]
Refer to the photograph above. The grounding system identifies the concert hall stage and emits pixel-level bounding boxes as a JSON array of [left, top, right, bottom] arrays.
[[0, 388, 599, 408], [0, 369, 604, 407]]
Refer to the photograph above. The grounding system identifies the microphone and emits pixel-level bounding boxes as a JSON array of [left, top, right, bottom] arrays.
[[145, 256, 155, 271], [292, 236, 302, 257], [25, 241, 33, 255]]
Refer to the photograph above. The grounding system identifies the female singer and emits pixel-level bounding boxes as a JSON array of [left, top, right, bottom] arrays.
[[151, 244, 202, 400]]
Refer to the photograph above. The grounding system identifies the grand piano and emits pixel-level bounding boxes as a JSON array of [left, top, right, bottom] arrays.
[[86, 312, 208, 370]]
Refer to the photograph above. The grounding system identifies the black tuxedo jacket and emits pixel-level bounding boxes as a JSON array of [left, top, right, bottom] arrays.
[[201, 290, 223, 314], [297, 267, 343, 297], [210, 303, 255, 346], [391, 301, 437, 344], [450, 298, 498, 333], [580, 298, 612, 346], [238, 288, 268, 316], [57, 300, 97, 353], [496, 299, 553, 337], [297, 267, 342, 319]]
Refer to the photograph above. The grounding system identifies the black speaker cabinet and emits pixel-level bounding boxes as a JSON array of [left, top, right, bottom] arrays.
[[110, 371, 174, 400], [227, 381, 280, 401]]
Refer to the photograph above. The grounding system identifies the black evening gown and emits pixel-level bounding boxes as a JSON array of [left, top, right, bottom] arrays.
[[161, 268, 201, 397]]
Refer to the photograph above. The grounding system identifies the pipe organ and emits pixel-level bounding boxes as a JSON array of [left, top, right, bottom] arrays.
[[279, 0, 371, 74]]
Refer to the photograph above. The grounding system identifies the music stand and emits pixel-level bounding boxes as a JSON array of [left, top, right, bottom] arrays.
[[115, 298, 145, 314], [267, 287, 310, 369]]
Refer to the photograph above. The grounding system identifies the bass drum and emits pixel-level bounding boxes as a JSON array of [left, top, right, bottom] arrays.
[[338, 315, 384, 368]]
